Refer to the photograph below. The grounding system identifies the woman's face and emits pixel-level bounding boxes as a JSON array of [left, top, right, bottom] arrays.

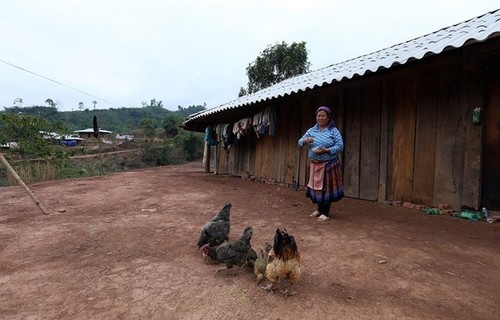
[[316, 110, 329, 127]]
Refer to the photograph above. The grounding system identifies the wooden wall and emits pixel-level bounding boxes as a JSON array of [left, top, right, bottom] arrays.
[[211, 50, 489, 211]]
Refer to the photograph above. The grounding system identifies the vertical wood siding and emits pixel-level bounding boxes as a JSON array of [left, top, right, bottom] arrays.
[[434, 67, 467, 207], [413, 70, 438, 205], [390, 75, 417, 202], [343, 87, 362, 198], [211, 52, 491, 210], [360, 83, 381, 201], [482, 67, 500, 208]]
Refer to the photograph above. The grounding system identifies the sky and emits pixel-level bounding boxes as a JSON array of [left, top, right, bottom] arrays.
[[1, 0, 499, 112]]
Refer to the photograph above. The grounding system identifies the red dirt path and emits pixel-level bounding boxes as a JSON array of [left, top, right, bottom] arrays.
[[1, 162, 499, 319]]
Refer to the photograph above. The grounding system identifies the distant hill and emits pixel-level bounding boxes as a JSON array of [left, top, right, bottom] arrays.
[[1, 104, 206, 134]]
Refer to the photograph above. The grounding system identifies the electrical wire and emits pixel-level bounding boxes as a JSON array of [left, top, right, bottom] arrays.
[[0, 58, 121, 107]]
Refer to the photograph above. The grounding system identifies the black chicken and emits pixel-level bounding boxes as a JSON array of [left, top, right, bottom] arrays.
[[197, 202, 231, 248], [202, 226, 254, 275]]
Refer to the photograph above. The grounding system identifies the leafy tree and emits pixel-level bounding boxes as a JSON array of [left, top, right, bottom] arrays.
[[45, 98, 56, 108], [162, 113, 184, 137], [0, 113, 64, 159], [78, 102, 84, 111], [13, 98, 23, 107], [177, 104, 206, 118], [140, 117, 158, 137], [93, 101, 97, 110], [240, 41, 311, 96], [142, 99, 163, 108]]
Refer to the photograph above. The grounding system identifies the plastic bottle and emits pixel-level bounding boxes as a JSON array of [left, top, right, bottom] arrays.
[[482, 207, 494, 224], [457, 210, 482, 221], [422, 207, 442, 215]]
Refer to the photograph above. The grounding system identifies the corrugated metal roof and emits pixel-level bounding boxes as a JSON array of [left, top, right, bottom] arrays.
[[186, 8, 500, 124]]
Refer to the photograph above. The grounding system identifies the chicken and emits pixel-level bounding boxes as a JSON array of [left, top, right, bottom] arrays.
[[262, 228, 301, 297], [201, 226, 254, 275], [197, 202, 231, 248], [246, 246, 258, 267], [254, 242, 272, 284]]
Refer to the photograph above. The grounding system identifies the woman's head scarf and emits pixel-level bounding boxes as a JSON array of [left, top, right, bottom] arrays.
[[316, 106, 336, 129]]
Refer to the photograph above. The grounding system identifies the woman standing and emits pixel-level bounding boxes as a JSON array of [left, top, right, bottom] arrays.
[[298, 106, 344, 221]]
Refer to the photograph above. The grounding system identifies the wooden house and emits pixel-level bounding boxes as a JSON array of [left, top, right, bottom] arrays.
[[183, 9, 500, 211]]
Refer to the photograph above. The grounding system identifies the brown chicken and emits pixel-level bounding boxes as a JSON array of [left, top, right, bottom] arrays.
[[253, 242, 272, 284], [262, 228, 301, 296]]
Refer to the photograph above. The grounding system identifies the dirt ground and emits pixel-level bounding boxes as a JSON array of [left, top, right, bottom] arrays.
[[0, 161, 499, 320]]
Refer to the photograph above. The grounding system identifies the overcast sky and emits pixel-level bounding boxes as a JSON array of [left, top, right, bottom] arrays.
[[1, 0, 499, 112]]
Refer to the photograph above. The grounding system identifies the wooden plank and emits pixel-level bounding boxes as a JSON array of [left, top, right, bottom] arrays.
[[284, 101, 300, 184], [261, 129, 272, 179], [462, 71, 483, 209], [254, 121, 263, 178], [413, 70, 438, 206], [343, 87, 361, 198], [391, 75, 416, 202], [248, 131, 256, 177], [433, 67, 466, 209], [377, 80, 389, 202], [481, 70, 500, 209], [359, 83, 381, 201], [299, 98, 315, 186]]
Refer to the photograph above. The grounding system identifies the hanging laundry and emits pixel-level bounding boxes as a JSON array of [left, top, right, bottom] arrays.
[[204, 125, 217, 146]]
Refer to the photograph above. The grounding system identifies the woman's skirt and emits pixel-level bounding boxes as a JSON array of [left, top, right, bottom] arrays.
[[306, 157, 344, 204]]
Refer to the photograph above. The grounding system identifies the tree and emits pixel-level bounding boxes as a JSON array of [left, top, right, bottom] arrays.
[[78, 102, 84, 111], [176, 104, 206, 117], [93, 101, 97, 110], [142, 99, 163, 108], [140, 117, 158, 137], [162, 113, 184, 137], [0, 113, 62, 159], [240, 41, 311, 96], [13, 98, 23, 107], [45, 98, 56, 108]]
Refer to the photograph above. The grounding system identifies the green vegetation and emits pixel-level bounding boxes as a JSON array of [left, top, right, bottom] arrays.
[[239, 41, 311, 96], [2, 100, 205, 134], [0, 101, 206, 186]]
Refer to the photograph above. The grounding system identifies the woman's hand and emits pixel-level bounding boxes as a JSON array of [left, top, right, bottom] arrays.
[[304, 137, 314, 144], [313, 147, 330, 154]]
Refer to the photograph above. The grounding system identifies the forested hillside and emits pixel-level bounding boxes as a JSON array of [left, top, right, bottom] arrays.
[[1, 102, 205, 134], [0, 101, 207, 186]]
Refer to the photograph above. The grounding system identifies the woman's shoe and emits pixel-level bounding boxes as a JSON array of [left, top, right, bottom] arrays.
[[310, 211, 321, 217], [317, 214, 330, 221]]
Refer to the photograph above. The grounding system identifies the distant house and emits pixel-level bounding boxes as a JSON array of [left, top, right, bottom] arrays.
[[61, 134, 86, 146], [39, 131, 60, 140], [39, 131, 86, 146], [116, 134, 134, 140], [0, 142, 18, 149], [73, 128, 113, 139], [183, 9, 500, 211]]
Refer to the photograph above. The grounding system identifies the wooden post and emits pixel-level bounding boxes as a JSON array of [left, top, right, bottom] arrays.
[[203, 142, 210, 173], [93, 115, 104, 176], [0, 153, 49, 215], [97, 135, 104, 176], [294, 147, 301, 190], [214, 145, 219, 175]]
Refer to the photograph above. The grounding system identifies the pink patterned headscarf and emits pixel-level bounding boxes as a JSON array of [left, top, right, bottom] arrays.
[[316, 106, 336, 129]]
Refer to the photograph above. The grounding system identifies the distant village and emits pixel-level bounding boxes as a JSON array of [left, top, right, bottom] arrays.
[[1, 128, 134, 149]]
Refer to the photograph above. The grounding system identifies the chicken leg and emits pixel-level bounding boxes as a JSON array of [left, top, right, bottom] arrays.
[[260, 282, 276, 292], [216, 265, 241, 276], [282, 283, 297, 297]]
